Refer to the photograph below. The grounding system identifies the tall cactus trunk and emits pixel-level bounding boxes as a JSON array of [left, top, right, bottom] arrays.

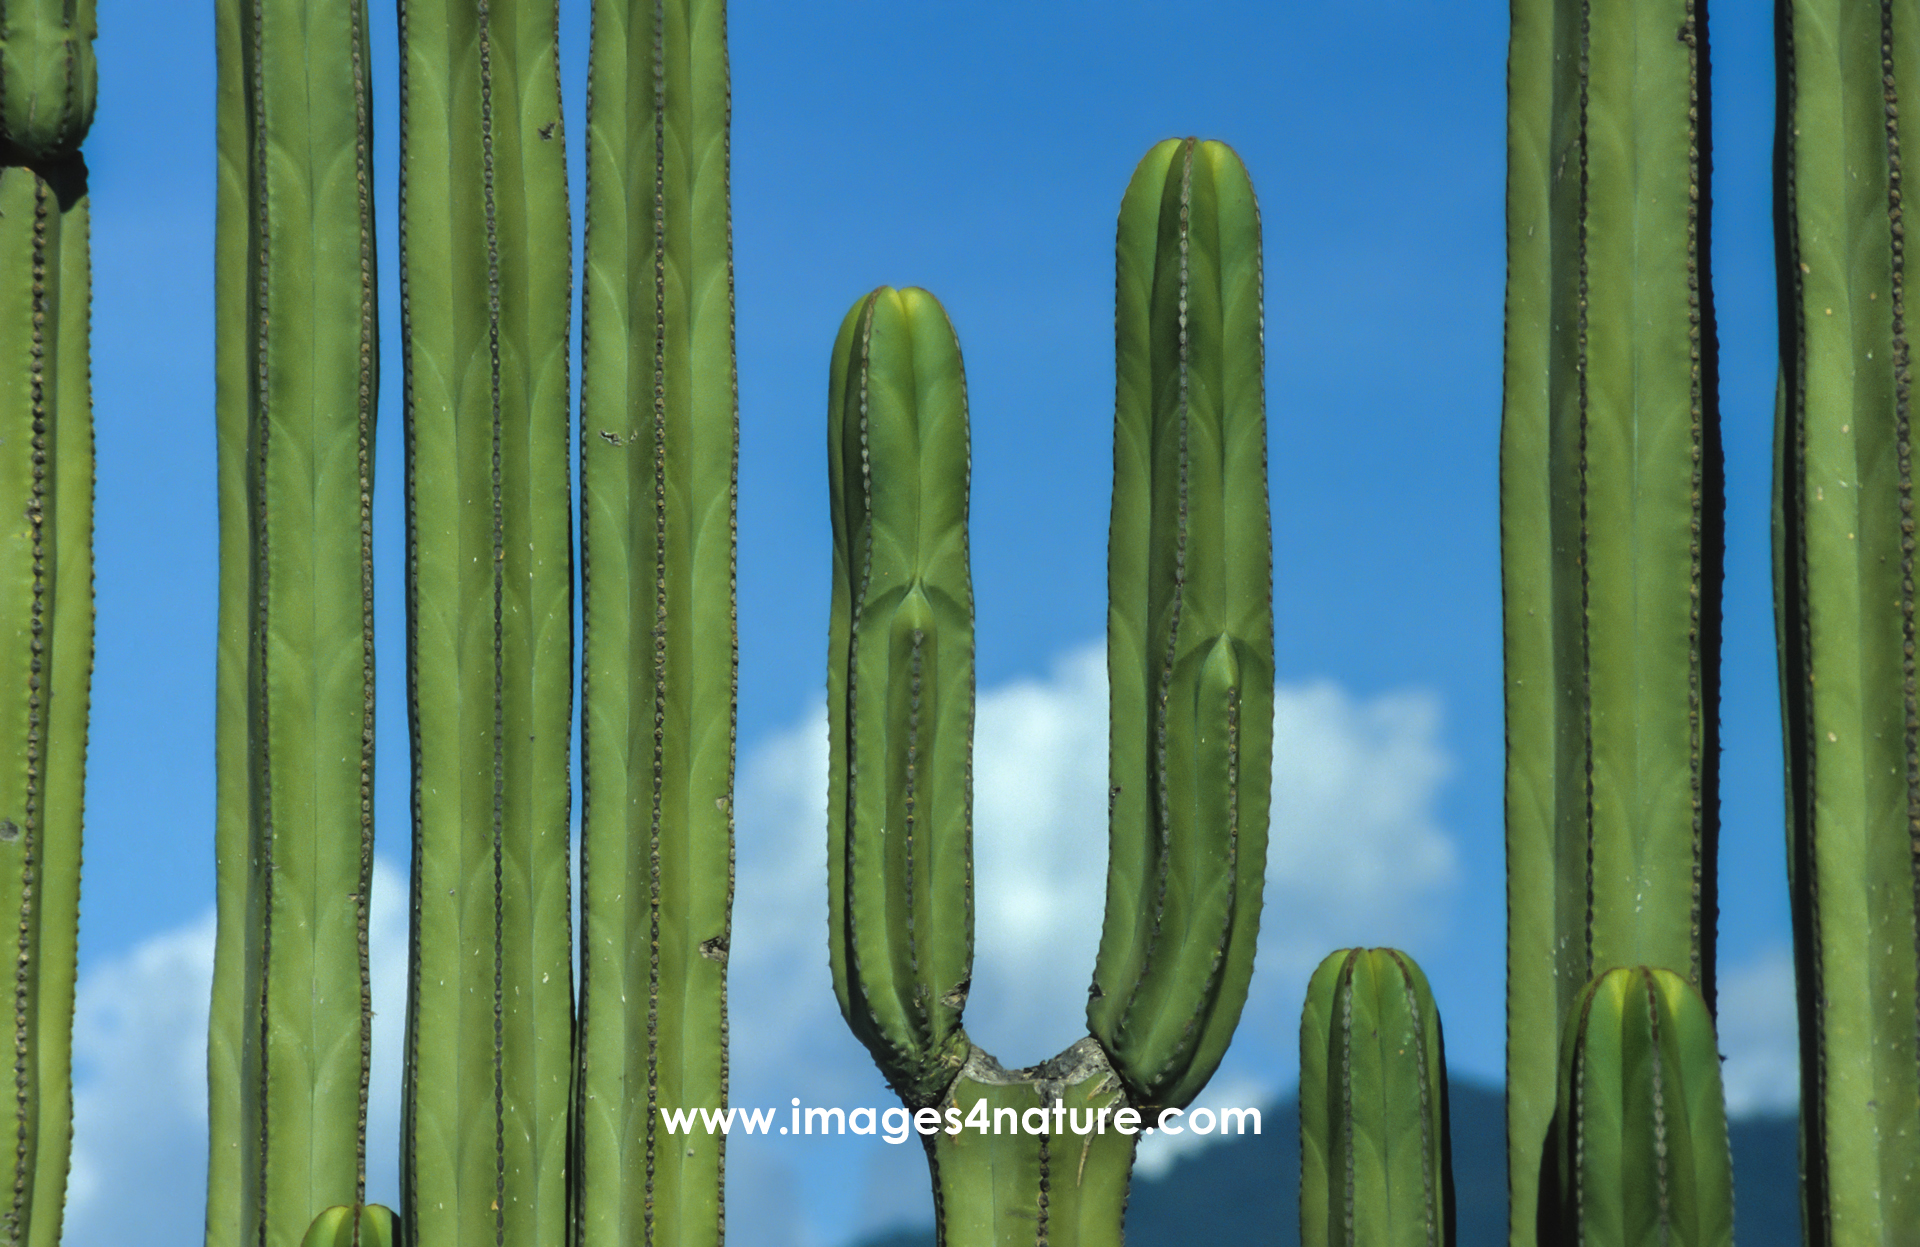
[[208, 1, 376, 1244], [396, 1, 573, 1244], [0, 6, 94, 1228], [1774, 0, 1920, 1241], [1500, 0, 1720, 1239], [573, 0, 737, 1244]]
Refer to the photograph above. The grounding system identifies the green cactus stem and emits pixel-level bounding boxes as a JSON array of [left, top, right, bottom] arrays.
[[1087, 136, 1271, 1116], [1542, 966, 1733, 1247], [827, 284, 975, 1112], [0, 1, 96, 165], [573, 0, 737, 1244], [0, 152, 89, 1247], [208, 1, 375, 1244], [301, 1204, 404, 1247], [1774, 0, 1920, 1238], [1298, 949, 1454, 1247], [395, 2, 572, 1245], [1500, 0, 1719, 1239]]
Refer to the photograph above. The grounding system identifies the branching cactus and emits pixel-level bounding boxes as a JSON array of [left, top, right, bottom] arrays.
[[0, 6, 93, 1246], [1500, 0, 1719, 1238], [1542, 966, 1733, 1247], [574, 1, 737, 1245], [826, 137, 1268, 1247], [396, 2, 572, 1245], [208, 1, 376, 1245], [1774, 1, 1920, 1240], [1298, 949, 1454, 1247]]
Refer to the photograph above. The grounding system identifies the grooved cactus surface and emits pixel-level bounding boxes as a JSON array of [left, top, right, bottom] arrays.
[[209, 1, 376, 1243], [1775, 0, 1920, 1240], [1501, 0, 1719, 1239], [0, 0, 96, 163], [574, 0, 737, 1244], [1544, 967, 1733, 1247], [1299, 948, 1453, 1247], [395, 2, 573, 1245]]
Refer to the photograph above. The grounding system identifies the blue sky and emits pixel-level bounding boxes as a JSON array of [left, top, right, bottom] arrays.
[[67, 2, 1793, 1245]]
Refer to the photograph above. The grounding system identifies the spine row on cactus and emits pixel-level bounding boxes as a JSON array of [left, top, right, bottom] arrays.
[[1299, 949, 1453, 1247], [1087, 137, 1270, 1115], [1545, 967, 1732, 1247], [0, 1, 97, 164], [1775, 0, 1920, 1240], [209, 0, 376, 1242], [0, 147, 88, 1247], [396, 1, 572, 1244], [574, 0, 737, 1243], [1501, 0, 1718, 1238], [826, 286, 975, 1111]]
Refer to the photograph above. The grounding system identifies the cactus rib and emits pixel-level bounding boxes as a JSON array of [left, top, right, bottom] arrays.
[[1500, 0, 1719, 1237], [208, 0, 377, 1242], [396, 1, 572, 1244], [1087, 137, 1271, 1114], [826, 286, 975, 1110], [0, 0, 96, 164], [1774, 0, 1920, 1238], [574, 0, 737, 1244]]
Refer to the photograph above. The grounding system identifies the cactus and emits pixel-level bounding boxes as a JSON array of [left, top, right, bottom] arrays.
[[1542, 966, 1733, 1247], [0, 7, 92, 1245], [827, 136, 1267, 1245], [1500, 0, 1719, 1237], [207, 0, 378, 1245], [395, 2, 573, 1245], [573, 0, 737, 1244], [1298, 948, 1454, 1247], [302, 1204, 404, 1247], [0, 0, 96, 166], [1773, 0, 1920, 1240]]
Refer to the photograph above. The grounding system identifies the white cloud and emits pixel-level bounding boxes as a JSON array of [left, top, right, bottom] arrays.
[[1715, 945, 1799, 1119]]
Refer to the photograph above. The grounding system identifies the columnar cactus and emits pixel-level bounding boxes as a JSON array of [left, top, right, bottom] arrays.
[[1543, 966, 1733, 1247], [208, 2, 376, 1245], [826, 136, 1268, 1246], [396, 2, 573, 1245], [1774, 0, 1920, 1240], [573, 1, 737, 1244], [0, 7, 93, 1246], [1500, 0, 1719, 1238], [1298, 948, 1454, 1247]]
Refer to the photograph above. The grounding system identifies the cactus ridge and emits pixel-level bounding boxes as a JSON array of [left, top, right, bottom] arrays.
[[827, 286, 975, 1109], [575, 0, 738, 1240], [1088, 137, 1270, 1113]]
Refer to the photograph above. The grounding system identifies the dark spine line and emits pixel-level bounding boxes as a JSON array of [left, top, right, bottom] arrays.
[[1576, 0, 1596, 983], [476, 5, 506, 1243], [647, 0, 669, 1237], [396, 0, 423, 1223], [351, 0, 375, 1198], [246, 0, 275, 1239], [717, 0, 741, 1214]]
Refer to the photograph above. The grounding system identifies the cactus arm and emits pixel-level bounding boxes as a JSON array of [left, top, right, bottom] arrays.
[[574, 0, 737, 1243], [0, 0, 96, 164], [1298, 949, 1454, 1247], [1088, 137, 1270, 1113], [207, 1, 377, 1243], [396, 2, 572, 1244], [1501, 0, 1716, 1237], [1546, 967, 1733, 1247], [826, 286, 975, 1108], [1775, 0, 1920, 1239]]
